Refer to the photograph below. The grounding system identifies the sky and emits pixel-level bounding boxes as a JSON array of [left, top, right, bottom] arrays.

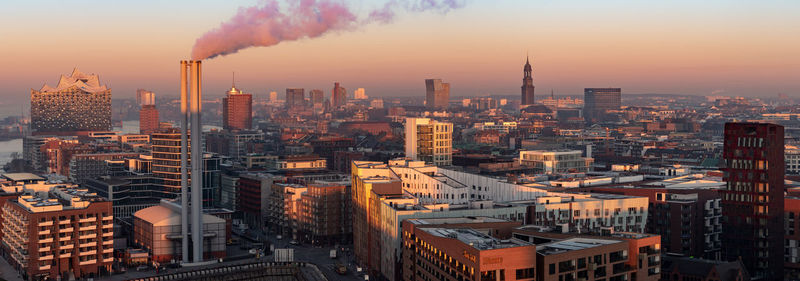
[[1, 0, 798, 103]]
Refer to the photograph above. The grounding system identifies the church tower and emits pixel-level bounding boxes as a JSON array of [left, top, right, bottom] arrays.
[[521, 56, 535, 105]]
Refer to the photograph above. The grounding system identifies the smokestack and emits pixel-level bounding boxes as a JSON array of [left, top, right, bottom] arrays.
[[179, 60, 189, 263], [189, 60, 203, 263]]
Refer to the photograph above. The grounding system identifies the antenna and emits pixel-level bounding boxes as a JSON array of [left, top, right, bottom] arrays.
[[232, 71, 236, 88]]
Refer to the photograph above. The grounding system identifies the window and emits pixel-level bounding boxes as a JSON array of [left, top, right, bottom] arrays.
[[516, 267, 535, 279], [549, 263, 555, 275]]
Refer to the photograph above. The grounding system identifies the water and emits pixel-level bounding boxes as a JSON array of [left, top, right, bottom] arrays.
[[0, 138, 22, 171]]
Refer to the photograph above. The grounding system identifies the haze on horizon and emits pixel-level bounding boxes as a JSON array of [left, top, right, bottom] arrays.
[[1, 0, 798, 103]]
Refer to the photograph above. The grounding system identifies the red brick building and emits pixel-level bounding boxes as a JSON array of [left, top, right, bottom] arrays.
[[222, 86, 252, 131], [1, 187, 113, 281], [139, 104, 159, 134]]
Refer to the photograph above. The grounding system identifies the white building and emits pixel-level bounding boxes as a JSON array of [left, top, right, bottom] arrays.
[[473, 121, 517, 134], [404, 118, 452, 166], [518, 150, 593, 174], [787, 145, 800, 175], [352, 159, 648, 281]]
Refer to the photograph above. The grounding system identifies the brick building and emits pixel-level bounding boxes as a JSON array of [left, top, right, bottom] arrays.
[[0, 185, 113, 281]]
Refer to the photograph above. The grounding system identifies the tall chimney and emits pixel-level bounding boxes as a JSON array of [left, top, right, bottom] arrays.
[[179, 60, 190, 263], [189, 60, 204, 263]]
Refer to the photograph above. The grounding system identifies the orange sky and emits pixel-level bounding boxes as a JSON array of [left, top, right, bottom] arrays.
[[1, 0, 798, 102]]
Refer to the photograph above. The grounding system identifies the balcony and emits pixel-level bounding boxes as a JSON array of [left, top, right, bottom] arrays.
[[79, 259, 96, 265], [59, 236, 72, 242], [102, 232, 113, 237], [79, 242, 96, 248], [39, 221, 53, 227], [60, 253, 71, 258], [39, 246, 51, 252], [103, 257, 114, 263], [61, 244, 74, 250], [59, 227, 74, 233], [78, 217, 96, 223], [39, 238, 53, 243], [102, 240, 113, 245], [79, 234, 95, 240], [102, 215, 113, 221], [39, 254, 54, 261], [39, 265, 51, 271], [102, 223, 113, 229], [79, 225, 96, 231], [102, 248, 113, 253], [59, 219, 71, 224], [38, 229, 50, 235]]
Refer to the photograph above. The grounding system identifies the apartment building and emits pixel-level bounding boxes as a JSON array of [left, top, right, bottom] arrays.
[[405, 118, 453, 167], [518, 150, 594, 174], [0, 185, 113, 281]]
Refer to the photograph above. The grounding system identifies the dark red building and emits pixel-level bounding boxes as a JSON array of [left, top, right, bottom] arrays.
[[721, 122, 783, 280], [222, 86, 252, 131], [139, 105, 159, 134]]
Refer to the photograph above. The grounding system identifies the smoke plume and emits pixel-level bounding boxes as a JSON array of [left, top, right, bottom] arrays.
[[192, 0, 466, 60]]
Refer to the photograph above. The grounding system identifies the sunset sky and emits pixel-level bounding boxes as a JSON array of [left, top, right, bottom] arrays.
[[1, 0, 798, 103]]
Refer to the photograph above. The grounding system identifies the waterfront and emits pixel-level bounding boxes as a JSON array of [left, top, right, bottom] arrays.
[[0, 138, 22, 171]]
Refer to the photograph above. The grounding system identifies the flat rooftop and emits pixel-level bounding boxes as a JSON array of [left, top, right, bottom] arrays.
[[537, 238, 621, 256], [2, 173, 44, 182], [408, 216, 508, 225], [422, 227, 531, 250]]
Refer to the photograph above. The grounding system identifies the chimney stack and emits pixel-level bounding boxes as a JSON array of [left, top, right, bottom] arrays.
[[179, 60, 204, 263]]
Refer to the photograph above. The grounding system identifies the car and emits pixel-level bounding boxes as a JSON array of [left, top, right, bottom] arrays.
[[136, 265, 149, 271], [289, 240, 299, 245], [276, 235, 283, 240]]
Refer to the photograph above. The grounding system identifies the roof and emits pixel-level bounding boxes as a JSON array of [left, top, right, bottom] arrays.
[[422, 227, 530, 250], [661, 256, 749, 281], [408, 217, 507, 225], [38, 68, 109, 93], [2, 173, 44, 182], [537, 238, 621, 255], [134, 204, 225, 227]]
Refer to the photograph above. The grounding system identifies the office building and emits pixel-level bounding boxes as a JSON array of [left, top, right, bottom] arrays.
[[285, 88, 305, 108], [309, 89, 324, 105], [425, 79, 450, 109], [237, 173, 276, 230], [661, 255, 749, 281], [151, 129, 187, 194], [0, 186, 114, 281], [521, 56, 535, 105], [583, 88, 621, 124], [333, 82, 347, 108], [404, 118, 452, 167], [222, 85, 252, 131], [354, 88, 367, 100], [721, 122, 784, 280], [269, 91, 278, 103], [31, 68, 111, 134], [518, 150, 593, 174], [139, 105, 159, 135]]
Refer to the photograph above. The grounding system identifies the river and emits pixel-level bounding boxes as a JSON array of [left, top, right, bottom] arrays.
[[0, 138, 22, 171]]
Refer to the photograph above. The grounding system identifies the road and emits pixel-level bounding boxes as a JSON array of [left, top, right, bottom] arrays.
[[266, 233, 364, 281]]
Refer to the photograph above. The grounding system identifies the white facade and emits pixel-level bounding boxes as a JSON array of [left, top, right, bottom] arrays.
[[352, 159, 649, 281], [404, 118, 452, 166], [518, 150, 593, 174], [473, 121, 517, 134]]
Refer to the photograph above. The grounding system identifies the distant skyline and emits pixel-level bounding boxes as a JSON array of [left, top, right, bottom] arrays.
[[1, 0, 798, 103]]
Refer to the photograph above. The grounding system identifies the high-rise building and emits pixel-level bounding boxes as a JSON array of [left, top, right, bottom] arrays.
[[521, 56, 535, 105], [332, 82, 347, 107], [151, 129, 186, 195], [583, 88, 621, 124], [269, 91, 278, 102], [425, 79, 450, 109], [354, 88, 367, 100], [31, 68, 111, 134], [222, 85, 252, 131], [137, 88, 154, 105], [404, 118, 452, 166], [139, 103, 160, 135], [721, 122, 784, 280], [285, 88, 305, 108], [309, 89, 324, 104]]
